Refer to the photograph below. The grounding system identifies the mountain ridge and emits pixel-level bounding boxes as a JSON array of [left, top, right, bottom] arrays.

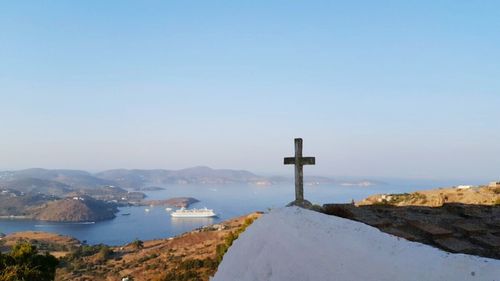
[[0, 167, 381, 193]]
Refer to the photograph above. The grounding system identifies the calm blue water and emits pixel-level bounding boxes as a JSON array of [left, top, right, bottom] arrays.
[[0, 179, 477, 245]]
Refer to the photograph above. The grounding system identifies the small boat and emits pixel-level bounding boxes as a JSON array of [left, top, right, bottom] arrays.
[[165, 207, 172, 212], [145, 208, 150, 212], [121, 213, 131, 216]]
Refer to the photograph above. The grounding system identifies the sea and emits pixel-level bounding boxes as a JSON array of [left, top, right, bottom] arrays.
[[0, 179, 479, 245]]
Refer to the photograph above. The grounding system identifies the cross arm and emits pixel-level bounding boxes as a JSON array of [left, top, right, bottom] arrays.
[[301, 157, 315, 165], [284, 157, 315, 165]]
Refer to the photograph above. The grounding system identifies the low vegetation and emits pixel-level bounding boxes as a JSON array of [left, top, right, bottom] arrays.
[[492, 187, 500, 195], [215, 217, 256, 263], [130, 239, 144, 250], [372, 192, 428, 205], [0, 242, 59, 281], [54, 212, 261, 281], [495, 198, 500, 205], [157, 216, 257, 281], [161, 258, 218, 281]]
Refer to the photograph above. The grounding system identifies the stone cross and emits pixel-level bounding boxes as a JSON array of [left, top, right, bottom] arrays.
[[284, 138, 315, 204]]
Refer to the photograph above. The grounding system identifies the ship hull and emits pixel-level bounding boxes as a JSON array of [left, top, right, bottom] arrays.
[[170, 213, 216, 218]]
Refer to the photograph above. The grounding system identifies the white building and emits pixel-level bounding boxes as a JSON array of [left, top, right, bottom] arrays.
[[489, 181, 500, 187]]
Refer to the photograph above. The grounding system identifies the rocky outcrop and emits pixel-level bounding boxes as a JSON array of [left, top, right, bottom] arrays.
[[322, 203, 500, 260], [323, 184, 500, 260]]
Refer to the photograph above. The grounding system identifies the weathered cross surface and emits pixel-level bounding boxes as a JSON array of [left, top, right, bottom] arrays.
[[284, 138, 315, 205]]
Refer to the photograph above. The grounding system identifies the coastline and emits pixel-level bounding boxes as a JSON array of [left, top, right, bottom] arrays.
[[0, 215, 30, 220]]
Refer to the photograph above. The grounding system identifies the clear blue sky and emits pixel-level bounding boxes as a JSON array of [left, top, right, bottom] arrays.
[[1, 1, 499, 180]]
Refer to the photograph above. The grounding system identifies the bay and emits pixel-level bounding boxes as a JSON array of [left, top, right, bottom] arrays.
[[0, 179, 474, 245]]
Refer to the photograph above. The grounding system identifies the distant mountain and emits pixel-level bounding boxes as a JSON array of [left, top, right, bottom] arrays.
[[0, 193, 58, 216], [0, 178, 72, 196], [0, 169, 142, 203], [0, 169, 114, 190], [94, 169, 171, 189], [173, 166, 262, 184], [96, 166, 266, 187], [0, 167, 384, 196], [0, 167, 274, 198]]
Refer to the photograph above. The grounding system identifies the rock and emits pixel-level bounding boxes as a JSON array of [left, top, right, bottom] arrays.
[[407, 220, 454, 238], [322, 204, 355, 219], [471, 234, 500, 249], [286, 199, 312, 209], [454, 222, 488, 234], [433, 237, 479, 253]]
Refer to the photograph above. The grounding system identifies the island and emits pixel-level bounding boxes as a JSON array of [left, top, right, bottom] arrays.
[[0, 191, 201, 222], [0, 194, 118, 222]]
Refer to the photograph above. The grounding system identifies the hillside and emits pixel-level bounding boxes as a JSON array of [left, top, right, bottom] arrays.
[[0, 192, 58, 217], [142, 197, 199, 208], [1, 213, 261, 280], [0, 231, 81, 258], [0, 169, 130, 201], [54, 212, 261, 281], [323, 184, 500, 259], [0, 169, 147, 206], [0, 186, 118, 222], [357, 184, 500, 207], [0, 169, 114, 190], [74, 185, 145, 202], [0, 178, 72, 196], [32, 196, 118, 222], [213, 207, 500, 281]]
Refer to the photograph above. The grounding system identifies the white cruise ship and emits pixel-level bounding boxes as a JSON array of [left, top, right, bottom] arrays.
[[170, 207, 217, 218]]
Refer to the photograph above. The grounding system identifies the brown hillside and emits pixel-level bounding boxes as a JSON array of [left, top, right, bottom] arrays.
[[0, 231, 80, 258], [33, 197, 117, 222], [55, 212, 261, 281], [357, 185, 500, 207], [323, 184, 500, 260]]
